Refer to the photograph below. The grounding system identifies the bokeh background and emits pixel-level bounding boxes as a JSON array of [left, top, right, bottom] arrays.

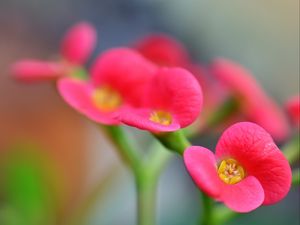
[[0, 0, 299, 225]]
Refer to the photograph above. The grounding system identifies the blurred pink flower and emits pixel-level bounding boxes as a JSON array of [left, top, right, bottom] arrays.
[[121, 67, 203, 132], [136, 34, 224, 128], [135, 34, 189, 67], [184, 122, 291, 212], [286, 95, 300, 129], [11, 22, 97, 82], [58, 48, 156, 125], [211, 58, 290, 142]]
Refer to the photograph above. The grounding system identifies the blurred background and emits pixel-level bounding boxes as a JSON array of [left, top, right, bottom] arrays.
[[0, 0, 299, 225]]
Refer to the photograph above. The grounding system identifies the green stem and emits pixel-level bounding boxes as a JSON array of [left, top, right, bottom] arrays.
[[282, 134, 299, 165], [200, 193, 214, 225], [135, 168, 158, 225], [153, 130, 191, 155], [101, 125, 142, 172], [135, 141, 171, 225], [153, 131, 219, 225], [292, 169, 300, 186], [102, 125, 172, 225]]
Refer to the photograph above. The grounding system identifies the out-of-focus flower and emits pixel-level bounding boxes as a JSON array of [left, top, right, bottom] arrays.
[[58, 48, 156, 125], [11, 22, 97, 82], [136, 34, 224, 130], [184, 122, 291, 213], [135, 34, 189, 67], [211, 58, 290, 142], [286, 95, 300, 129], [121, 68, 203, 132]]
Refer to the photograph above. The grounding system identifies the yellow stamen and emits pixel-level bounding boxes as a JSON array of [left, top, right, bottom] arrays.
[[92, 85, 122, 112], [217, 158, 245, 185], [149, 110, 172, 125]]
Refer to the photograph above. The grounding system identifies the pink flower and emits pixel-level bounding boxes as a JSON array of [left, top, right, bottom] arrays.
[[11, 22, 97, 82], [286, 95, 300, 129], [135, 34, 223, 131], [121, 67, 203, 132], [184, 122, 292, 213], [135, 34, 189, 67], [211, 58, 290, 142], [57, 48, 156, 125]]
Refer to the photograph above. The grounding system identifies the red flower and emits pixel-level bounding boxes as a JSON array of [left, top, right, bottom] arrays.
[[135, 34, 189, 67], [211, 58, 290, 141], [11, 22, 97, 82], [57, 48, 156, 125], [136, 34, 224, 129], [286, 95, 300, 129], [184, 122, 292, 212], [121, 67, 203, 132]]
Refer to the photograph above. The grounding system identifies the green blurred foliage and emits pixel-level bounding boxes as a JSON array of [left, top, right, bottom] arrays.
[[0, 143, 59, 225]]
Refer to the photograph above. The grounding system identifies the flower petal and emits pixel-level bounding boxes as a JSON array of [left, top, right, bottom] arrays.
[[135, 34, 189, 66], [11, 60, 64, 82], [221, 176, 264, 213], [183, 146, 221, 198], [60, 22, 97, 65], [216, 122, 292, 205], [146, 67, 203, 128], [57, 78, 120, 125], [91, 48, 157, 107], [121, 108, 180, 132], [286, 95, 300, 129], [211, 58, 290, 141], [247, 96, 290, 142]]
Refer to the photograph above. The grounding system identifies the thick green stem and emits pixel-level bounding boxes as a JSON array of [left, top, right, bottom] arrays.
[[153, 130, 191, 155]]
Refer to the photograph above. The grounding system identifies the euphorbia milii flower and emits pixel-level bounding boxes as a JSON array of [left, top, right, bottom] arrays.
[[184, 122, 292, 213], [121, 67, 203, 132], [11, 22, 97, 82], [135, 34, 190, 67], [286, 95, 300, 129], [58, 48, 156, 125], [136, 34, 224, 129], [211, 58, 290, 141]]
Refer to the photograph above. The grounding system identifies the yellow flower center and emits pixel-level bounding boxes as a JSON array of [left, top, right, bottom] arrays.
[[92, 86, 122, 112], [217, 158, 245, 185], [149, 110, 172, 125]]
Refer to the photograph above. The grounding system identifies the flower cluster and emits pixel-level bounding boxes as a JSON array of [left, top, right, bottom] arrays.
[[58, 47, 203, 132], [135, 35, 290, 141], [12, 23, 203, 132], [11, 23, 294, 215]]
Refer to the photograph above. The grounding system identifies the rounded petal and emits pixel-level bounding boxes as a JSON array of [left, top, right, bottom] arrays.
[[248, 96, 290, 141], [121, 108, 180, 132], [57, 78, 120, 125], [183, 146, 221, 198], [11, 60, 64, 82], [91, 48, 157, 107], [146, 68, 203, 128], [216, 122, 292, 205], [135, 34, 190, 66], [221, 176, 264, 213], [211, 58, 290, 141], [60, 22, 97, 65], [286, 95, 300, 129]]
